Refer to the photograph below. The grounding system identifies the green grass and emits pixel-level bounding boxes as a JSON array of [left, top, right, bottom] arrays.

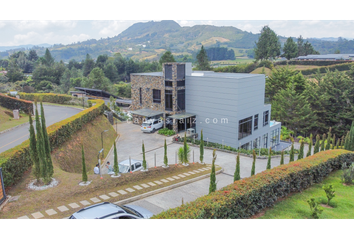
[[0, 106, 30, 132], [260, 170, 354, 219]]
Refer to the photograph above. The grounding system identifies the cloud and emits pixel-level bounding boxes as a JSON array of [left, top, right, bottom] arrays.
[[93, 20, 139, 37], [11, 20, 77, 31]]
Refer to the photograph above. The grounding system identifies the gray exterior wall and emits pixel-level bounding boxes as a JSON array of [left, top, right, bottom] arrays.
[[185, 73, 281, 149]]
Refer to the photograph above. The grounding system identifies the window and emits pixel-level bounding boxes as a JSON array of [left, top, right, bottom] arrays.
[[177, 89, 185, 111], [153, 89, 161, 103], [177, 80, 185, 87], [254, 114, 258, 130], [165, 81, 173, 87], [135, 162, 141, 168], [253, 137, 260, 149], [238, 116, 252, 140], [139, 88, 142, 104], [263, 133, 268, 148], [165, 90, 173, 111], [177, 64, 185, 80], [165, 65, 172, 79], [263, 110, 269, 126]]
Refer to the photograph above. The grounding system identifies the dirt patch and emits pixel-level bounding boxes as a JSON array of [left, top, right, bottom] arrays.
[[342, 183, 352, 186], [320, 204, 333, 209]]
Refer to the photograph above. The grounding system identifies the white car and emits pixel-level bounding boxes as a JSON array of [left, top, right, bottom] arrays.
[[141, 119, 163, 133], [118, 159, 147, 173]]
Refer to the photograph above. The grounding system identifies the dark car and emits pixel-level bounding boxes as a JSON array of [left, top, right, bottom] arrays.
[[69, 202, 153, 219]]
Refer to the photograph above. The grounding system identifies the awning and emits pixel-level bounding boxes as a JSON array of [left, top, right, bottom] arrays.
[[169, 112, 196, 119], [115, 99, 132, 104], [130, 108, 164, 118]]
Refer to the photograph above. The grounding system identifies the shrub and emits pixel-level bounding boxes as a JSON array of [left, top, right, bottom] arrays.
[[0, 93, 33, 114], [322, 184, 335, 205], [341, 162, 354, 184], [307, 198, 323, 219], [158, 128, 176, 136], [19, 93, 72, 104], [178, 145, 190, 164], [152, 150, 354, 219]]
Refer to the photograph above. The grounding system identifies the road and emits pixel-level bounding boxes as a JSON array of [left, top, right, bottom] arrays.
[[0, 105, 82, 153]]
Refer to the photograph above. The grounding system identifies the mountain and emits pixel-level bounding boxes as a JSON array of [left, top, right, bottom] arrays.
[[0, 43, 51, 52]]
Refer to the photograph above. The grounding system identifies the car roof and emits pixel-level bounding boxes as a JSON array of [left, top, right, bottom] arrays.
[[119, 159, 142, 165], [72, 202, 125, 219]]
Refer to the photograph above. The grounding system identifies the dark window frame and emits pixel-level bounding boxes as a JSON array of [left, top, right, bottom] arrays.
[[177, 89, 185, 111], [263, 110, 269, 126], [177, 80, 185, 87], [254, 114, 258, 130], [165, 89, 173, 111], [139, 88, 142, 104], [152, 89, 161, 103], [165, 65, 172, 80], [238, 116, 253, 140], [165, 80, 173, 87], [177, 64, 185, 80]]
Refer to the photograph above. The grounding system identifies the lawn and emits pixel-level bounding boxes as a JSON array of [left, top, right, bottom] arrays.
[[260, 170, 354, 219], [0, 106, 30, 132]]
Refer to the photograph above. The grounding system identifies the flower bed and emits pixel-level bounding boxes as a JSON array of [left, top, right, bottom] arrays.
[[152, 150, 354, 219]]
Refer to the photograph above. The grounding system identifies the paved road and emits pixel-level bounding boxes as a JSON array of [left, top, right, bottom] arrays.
[[0, 105, 82, 153]]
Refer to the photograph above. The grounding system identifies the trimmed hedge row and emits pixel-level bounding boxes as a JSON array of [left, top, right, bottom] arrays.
[[0, 93, 33, 114], [19, 93, 73, 104], [299, 62, 354, 75], [275, 60, 351, 66], [0, 98, 106, 187], [152, 149, 354, 219]]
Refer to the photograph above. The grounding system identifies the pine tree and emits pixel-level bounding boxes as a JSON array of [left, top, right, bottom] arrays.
[[200, 130, 204, 164], [142, 141, 147, 171], [331, 134, 336, 150], [289, 143, 295, 162], [209, 149, 217, 194], [282, 37, 298, 60], [81, 145, 88, 182], [196, 45, 210, 70], [266, 148, 271, 170], [251, 150, 256, 176], [40, 101, 53, 178], [159, 51, 176, 65], [234, 151, 240, 181], [314, 134, 320, 154], [280, 150, 284, 165], [163, 139, 168, 167], [113, 141, 119, 175], [183, 132, 188, 165], [254, 26, 281, 61], [320, 133, 326, 151], [325, 128, 332, 150], [298, 140, 304, 160], [29, 114, 40, 181], [35, 106, 48, 184], [306, 133, 313, 157]]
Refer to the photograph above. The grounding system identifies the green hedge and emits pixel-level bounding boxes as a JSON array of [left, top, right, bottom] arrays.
[[299, 62, 354, 75], [275, 60, 351, 66], [19, 93, 72, 104], [0, 98, 105, 187], [152, 150, 354, 219], [0, 93, 33, 114], [213, 62, 258, 73]]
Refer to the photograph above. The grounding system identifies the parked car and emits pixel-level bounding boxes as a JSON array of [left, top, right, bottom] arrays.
[[140, 119, 163, 133], [118, 159, 147, 173], [69, 202, 153, 219]]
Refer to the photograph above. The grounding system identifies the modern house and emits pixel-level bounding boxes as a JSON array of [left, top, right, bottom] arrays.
[[130, 62, 281, 150]]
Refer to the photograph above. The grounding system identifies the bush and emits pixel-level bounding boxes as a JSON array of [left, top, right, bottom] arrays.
[[158, 128, 176, 136], [19, 93, 73, 104], [300, 63, 354, 75], [322, 184, 335, 205], [152, 150, 354, 219], [178, 145, 190, 164], [341, 162, 354, 184], [307, 198, 323, 219], [0, 93, 33, 114], [275, 60, 350, 67]]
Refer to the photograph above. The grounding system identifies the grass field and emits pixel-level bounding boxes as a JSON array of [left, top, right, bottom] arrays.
[[250, 67, 272, 75], [0, 106, 30, 132], [260, 170, 354, 219]]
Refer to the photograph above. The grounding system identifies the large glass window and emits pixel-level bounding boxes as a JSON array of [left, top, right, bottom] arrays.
[[165, 90, 173, 111], [165, 81, 173, 87], [153, 89, 161, 103], [177, 64, 185, 80], [254, 114, 258, 130], [263, 110, 269, 126], [238, 116, 252, 140], [177, 89, 185, 111], [165, 65, 172, 80]]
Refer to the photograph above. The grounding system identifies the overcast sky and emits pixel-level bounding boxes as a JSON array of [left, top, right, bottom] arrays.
[[1, 20, 354, 47]]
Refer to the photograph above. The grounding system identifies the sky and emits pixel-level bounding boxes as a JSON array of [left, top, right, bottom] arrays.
[[1, 20, 354, 47]]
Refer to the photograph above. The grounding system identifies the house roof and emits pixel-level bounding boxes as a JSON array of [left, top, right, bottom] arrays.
[[169, 112, 196, 119], [130, 108, 164, 117], [74, 87, 120, 99]]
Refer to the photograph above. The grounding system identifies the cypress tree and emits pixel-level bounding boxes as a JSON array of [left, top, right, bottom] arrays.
[[280, 150, 284, 165], [35, 106, 48, 184], [335, 138, 340, 149], [289, 143, 294, 162], [320, 133, 326, 151], [298, 140, 304, 160], [163, 139, 168, 167], [234, 151, 240, 181], [348, 122, 354, 151], [113, 141, 119, 175], [200, 130, 204, 164], [306, 133, 313, 157], [344, 131, 350, 150], [331, 134, 336, 150], [40, 101, 53, 178], [325, 127, 332, 150], [209, 149, 217, 194], [341, 135, 345, 149], [314, 134, 320, 154], [251, 150, 256, 176], [142, 141, 147, 171], [81, 144, 87, 182], [29, 114, 40, 181], [266, 148, 271, 170], [183, 132, 188, 164]]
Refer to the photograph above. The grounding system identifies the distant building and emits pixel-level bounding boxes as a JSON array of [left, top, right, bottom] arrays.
[[296, 54, 354, 61]]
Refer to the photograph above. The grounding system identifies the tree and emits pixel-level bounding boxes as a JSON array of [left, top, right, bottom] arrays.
[[297, 35, 305, 56], [234, 151, 240, 181], [320, 133, 326, 151], [251, 150, 256, 176], [196, 45, 210, 70], [266, 148, 272, 170], [298, 140, 304, 160], [163, 139, 168, 167], [280, 150, 284, 165], [83, 67, 111, 91], [35, 105, 49, 184], [344, 131, 350, 150], [142, 141, 147, 171], [95, 54, 108, 69], [104, 62, 119, 82], [289, 142, 294, 162], [325, 127, 332, 150], [209, 149, 217, 194], [282, 37, 298, 60], [28, 50, 39, 62], [29, 114, 40, 181], [113, 141, 119, 176], [159, 51, 175, 65], [200, 130, 204, 164], [306, 134, 313, 157], [183, 132, 189, 165], [335, 138, 340, 149], [322, 184, 335, 206], [331, 134, 336, 150], [6, 59, 25, 82], [43, 48, 55, 67], [314, 134, 320, 154], [345, 122, 354, 151], [81, 144, 88, 182], [83, 54, 95, 77], [304, 41, 320, 55], [40, 101, 53, 178], [254, 26, 281, 61]]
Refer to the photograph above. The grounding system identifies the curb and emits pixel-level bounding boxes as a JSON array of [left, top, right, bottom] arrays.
[[0, 122, 29, 135], [113, 168, 224, 206], [41, 103, 84, 111]]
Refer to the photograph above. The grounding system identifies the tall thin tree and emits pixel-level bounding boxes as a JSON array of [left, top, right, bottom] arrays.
[[113, 141, 119, 176], [81, 144, 88, 182], [289, 143, 295, 162], [251, 150, 256, 176], [183, 132, 188, 165], [234, 151, 240, 181], [314, 134, 320, 154], [306, 133, 313, 157], [209, 149, 217, 194], [266, 148, 271, 170], [200, 130, 204, 164], [35, 105, 48, 184], [325, 127, 332, 150], [320, 133, 326, 151], [331, 134, 336, 150], [163, 139, 168, 167], [142, 141, 147, 171], [40, 101, 53, 178], [298, 140, 304, 160], [280, 150, 284, 165], [29, 114, 40, 181]]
